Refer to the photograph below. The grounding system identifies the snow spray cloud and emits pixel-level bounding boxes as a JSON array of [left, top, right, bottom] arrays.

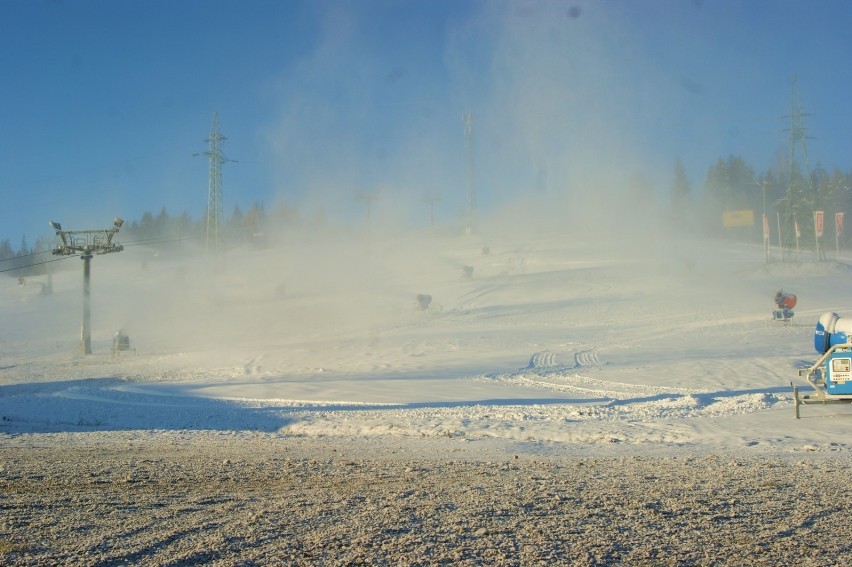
[[259, 1, 723, 246]]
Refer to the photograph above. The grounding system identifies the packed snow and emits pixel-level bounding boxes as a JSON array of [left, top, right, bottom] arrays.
[[2, 223, 851, 456]]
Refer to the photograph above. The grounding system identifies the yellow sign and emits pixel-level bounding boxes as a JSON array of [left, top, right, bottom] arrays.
[[722, 210, 754, 228]]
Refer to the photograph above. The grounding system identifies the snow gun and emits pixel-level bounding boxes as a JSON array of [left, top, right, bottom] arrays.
[[772, 290, 796, 324], [794, 312, 852, 418]]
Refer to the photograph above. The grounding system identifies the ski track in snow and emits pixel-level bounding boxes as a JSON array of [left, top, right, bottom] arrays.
[[481, 346, 789, 426]]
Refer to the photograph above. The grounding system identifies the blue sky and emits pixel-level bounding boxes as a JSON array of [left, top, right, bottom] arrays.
[[2, 0, 852, 246]]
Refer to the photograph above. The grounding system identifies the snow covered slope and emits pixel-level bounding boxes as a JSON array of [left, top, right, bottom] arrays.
[[2, 226, 851, 455]]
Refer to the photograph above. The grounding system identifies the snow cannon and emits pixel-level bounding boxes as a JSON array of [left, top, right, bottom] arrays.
[[772, 290, 796, 323], [813, 312, 852, 354], [775, 290, 797, 309], [795, 312, 852, 418]]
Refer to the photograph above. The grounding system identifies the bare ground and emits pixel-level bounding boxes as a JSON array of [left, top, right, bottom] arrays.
[[2, 434, 851, 566]]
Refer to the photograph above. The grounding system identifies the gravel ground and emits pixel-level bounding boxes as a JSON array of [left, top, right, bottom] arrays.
[[2, 434, 852, 566]]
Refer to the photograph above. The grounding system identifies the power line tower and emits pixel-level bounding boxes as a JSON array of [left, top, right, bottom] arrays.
[[50, 218, 124, 355], [782, 75, 819, 260], [196, 112, 236, 255], [463, 111, 476, 232]]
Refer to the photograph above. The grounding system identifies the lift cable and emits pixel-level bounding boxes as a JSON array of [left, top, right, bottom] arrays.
[[0, 233, 208, 274], [120, 233, 205, 248], [0, 249, 54, 263], [0, 255, 76, 274]]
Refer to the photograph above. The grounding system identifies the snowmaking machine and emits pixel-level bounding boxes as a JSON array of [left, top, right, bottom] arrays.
[[772, 290, 796, 324], [795, 312, 852, 418]]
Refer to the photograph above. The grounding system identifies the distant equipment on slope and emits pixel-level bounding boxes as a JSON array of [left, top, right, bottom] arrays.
[[416, 294, 432, 311], [772, 290, 796, 324], [112, 329, 135, 356], [794, 312, 852, 418]]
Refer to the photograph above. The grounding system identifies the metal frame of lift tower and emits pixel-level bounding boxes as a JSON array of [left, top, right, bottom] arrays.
[[50, 218, 124, 355]]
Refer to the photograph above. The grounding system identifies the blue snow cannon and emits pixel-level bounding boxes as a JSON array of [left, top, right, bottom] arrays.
[[814, 312, 852, 354], [795, 312, 852, 418]]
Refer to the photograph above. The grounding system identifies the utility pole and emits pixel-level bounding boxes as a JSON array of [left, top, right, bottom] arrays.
[[195, 112, 236, 256], [463, 111, 476, 233], [50, 218, 124, 355]]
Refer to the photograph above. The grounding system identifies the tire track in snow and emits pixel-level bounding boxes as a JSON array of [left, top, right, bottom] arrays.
[[480, 345, 790, 424], [503, 371, 705, 400], [574, 350, 600, 368], [527, 351, 558, 369], [496, 346, 739, 405]]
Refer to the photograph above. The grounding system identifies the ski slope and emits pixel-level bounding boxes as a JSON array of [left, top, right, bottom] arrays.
[[2, 225, 851, 455]]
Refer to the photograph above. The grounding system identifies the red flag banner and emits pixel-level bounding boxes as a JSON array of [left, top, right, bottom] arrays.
[[795, 218, 801, 239], [837, 212, 845, 234], [815, 211, 825, 238]]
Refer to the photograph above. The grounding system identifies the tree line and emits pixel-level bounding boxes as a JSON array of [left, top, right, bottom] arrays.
[[0, 201, 295, 277], [4, 153, 852, 274], [668, 155, 852, 253]]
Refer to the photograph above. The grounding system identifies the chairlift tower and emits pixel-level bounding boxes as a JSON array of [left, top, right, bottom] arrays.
[[355, 190, 381, 231], [463, 111, 476, 231], [197, 112, 236, 255], [50, 218, 124, 355], [783, 75, 818, 260], [422, 194, 441, 226]]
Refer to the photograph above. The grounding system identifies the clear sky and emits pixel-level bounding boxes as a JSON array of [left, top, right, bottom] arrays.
[[2, 0, 852, 246]]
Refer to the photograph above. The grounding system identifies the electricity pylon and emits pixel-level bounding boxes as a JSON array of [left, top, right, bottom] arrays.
[[50, 218, 124, 355], [195, 112, 236, 255], [782, 75, 819, 260]]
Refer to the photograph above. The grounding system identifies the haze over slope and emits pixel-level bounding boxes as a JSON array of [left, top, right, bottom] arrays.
[[1, 220, 850, 453]]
